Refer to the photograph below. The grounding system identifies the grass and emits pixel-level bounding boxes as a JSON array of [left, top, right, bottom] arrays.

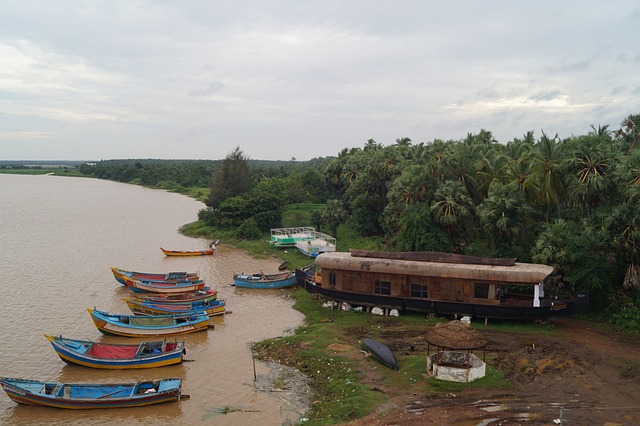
[[251, 289, 551, 425]]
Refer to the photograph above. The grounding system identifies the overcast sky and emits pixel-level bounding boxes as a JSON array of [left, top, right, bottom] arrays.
[[1, 1, 638, 161]]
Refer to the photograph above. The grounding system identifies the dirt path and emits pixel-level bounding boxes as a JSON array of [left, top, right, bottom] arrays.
[[343, 318, 640, 425]]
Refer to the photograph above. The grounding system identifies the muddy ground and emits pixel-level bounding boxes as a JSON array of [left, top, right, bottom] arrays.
[[259, 316, 640, 426], [341, 318, 640, 426]]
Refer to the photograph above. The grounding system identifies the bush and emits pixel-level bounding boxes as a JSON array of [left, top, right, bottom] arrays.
[[235, 218, 261, 240], [197, 208, 217, 227]]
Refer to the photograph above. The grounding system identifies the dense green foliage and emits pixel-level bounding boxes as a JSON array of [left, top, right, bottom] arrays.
[[47, 113, 640, 326]]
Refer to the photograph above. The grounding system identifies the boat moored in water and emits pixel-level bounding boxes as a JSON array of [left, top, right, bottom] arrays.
[[44, 335, 186, 369], [88, 308, 211, 337], [233, 271, 297, 289], [0, 377, 182, 409]]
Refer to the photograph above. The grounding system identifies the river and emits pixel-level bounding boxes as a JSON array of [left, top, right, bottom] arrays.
[[0, 173, 306, 425]]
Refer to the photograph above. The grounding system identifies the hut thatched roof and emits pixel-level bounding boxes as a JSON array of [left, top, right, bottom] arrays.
[[424, 320, 488, 350], [315, 252, 553, 284]]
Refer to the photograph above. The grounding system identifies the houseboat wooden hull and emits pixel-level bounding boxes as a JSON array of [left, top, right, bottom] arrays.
[[88, 308, 210, 337], [0, 377, 181, 409], [161, 247, 214, 256], [232, 272, 297, 289], [45, 335, 185, 369], [303, 251, 589, 320]]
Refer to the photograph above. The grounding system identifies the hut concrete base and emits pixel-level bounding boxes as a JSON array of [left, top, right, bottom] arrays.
[[427, 352, 486, 383]]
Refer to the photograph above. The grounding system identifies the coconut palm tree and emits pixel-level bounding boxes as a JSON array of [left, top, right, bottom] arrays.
[[430, 180, 474, 250]]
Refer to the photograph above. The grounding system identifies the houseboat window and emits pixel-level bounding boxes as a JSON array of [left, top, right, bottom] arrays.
[[474, 283, 489, 299], [328, 271, 336, 287], [410, 283, 428, 298], [374, 280, 391, 295]]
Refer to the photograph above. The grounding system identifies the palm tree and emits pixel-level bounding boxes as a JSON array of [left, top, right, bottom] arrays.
[[531, 132, 567, 221], [477, 181, 531, 255], [430, 180, 474, 250]]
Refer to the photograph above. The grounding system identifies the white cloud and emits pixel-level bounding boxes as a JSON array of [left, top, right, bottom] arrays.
[[0, 0, 638, 160]]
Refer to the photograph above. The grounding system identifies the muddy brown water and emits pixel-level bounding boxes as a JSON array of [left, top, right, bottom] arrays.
[[0, 174, 305, 425]]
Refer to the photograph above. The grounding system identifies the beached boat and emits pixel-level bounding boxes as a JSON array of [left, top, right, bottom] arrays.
[[296, 232, 336, 258], [125, 298, 226, 317], [232, 271, 297, 289], [0, 377, 182, 409], [123, 277, 206, 294], [110, 267, 199, 285], [160, 247, 214, 256], [88, 308, 210, 337], [301, 250, 590, 320], [45, 335, 186, 369], [132, 289, 218, 305], [362, 338, 398, 370]]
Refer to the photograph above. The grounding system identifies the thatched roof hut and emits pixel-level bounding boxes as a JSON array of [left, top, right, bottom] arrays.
[[424, 320, 489, 383], [424, 320, 488, 350]]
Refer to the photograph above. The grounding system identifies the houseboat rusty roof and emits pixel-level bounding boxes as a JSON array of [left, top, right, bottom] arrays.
[[315, 252, 554, 284]]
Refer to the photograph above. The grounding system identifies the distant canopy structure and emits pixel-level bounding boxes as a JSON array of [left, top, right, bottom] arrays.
[[424, 320, 488, 383]]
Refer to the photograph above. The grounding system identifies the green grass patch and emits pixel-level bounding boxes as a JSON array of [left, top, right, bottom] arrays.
[[252, 289, 519, 424]]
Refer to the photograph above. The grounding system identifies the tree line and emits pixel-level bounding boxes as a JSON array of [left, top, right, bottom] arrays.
[[78, 113, 640, 323]]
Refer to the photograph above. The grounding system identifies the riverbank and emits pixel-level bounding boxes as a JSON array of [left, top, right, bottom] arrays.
[[254, 289, 640, 425]]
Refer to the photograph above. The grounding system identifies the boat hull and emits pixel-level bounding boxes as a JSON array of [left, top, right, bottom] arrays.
[[0, 378, 181, 409], [45, 335, 185, 369], [124, 278, 206, 294], [161, 248, 214, 256], [88, 308, 210, 337], [233, 272, 297, 289], [110, 267, 199, 285], [302, 282, 589, 320], [362, 338, 398, 370], [125, 299, 226, 317]]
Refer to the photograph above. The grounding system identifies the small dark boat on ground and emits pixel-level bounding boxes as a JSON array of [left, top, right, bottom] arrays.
[[362, 338, 398, 370], [278, 261, 290, 271]]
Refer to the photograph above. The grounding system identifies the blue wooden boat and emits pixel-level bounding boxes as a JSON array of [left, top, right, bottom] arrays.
[[45, 335, 186, 369], [88, 308, 211, 337], [124, 298, 226, 317], [0, 377, 182, 409], [233, 271, 297, 289], [362, 338, 398, 370]]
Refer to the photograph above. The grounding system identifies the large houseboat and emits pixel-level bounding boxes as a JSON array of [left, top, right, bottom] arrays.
[[300, 250, 589, 320]]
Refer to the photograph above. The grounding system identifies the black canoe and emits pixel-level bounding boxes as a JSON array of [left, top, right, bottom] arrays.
[[362, 338, 398, 370]]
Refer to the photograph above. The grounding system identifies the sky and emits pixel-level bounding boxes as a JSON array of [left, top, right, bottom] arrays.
[[0, 1, 639, 161]]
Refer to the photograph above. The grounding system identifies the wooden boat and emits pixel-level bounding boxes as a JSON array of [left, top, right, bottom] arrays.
[[110, 267, 199, 285], [278, 260, 290, 271], [88, 308, 210, 337], [233, 271, 297, 289], [161, 247, 214, 256], [45, 335, 186, 369], [125, 298, 226, 317], [362, 338, 398, 370], [302, 251, 590, 320], [294, 263, 315, 286], [123, 277, 206, 294], [132, 289, 218, 304], [0, 377, 182, 409]]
